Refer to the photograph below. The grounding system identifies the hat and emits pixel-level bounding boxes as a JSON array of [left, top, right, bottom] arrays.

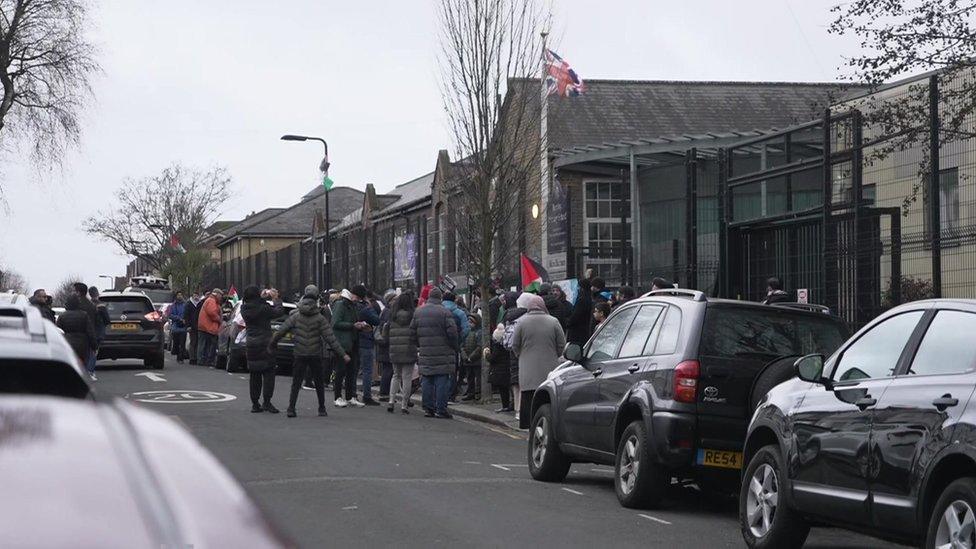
[[351, 284, 368, 299], [304, 284, 320, 298], [538, 283, 552, 296], [428, 287, 443, 301]]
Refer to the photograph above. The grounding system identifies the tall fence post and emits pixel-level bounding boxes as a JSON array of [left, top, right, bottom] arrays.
[[717, 148, 728, 297], [929, 74, 942, 298], [852, 109, 864, 324], [821, 109, 835, 311], [685, 148, 698, 290]]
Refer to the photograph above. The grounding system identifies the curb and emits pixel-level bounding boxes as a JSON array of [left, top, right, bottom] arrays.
[[408, 394, 519, 431]]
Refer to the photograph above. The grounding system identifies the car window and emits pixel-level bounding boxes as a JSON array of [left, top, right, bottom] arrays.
[[0, 359, 90, 399], [833, 311, 924, 382], [586, 307, 638, 361], [906, 310, 976, 376], [102, 298, 152, 319], [650, 306, 682, 355], [700, 307, 848, 361], [618, 305, 665, 358]]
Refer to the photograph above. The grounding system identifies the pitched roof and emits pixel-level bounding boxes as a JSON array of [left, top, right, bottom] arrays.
[[330, 171, 435, 234], [524, 79, 865, 149], [218, 208, 287, 241], [234, 186, 364, 239]]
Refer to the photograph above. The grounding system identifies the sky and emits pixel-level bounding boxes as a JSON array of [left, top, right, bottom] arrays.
[[0, 0, 861, 292]]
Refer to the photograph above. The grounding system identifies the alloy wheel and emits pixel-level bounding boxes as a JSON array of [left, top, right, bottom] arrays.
[[936, 499, 976, 549], [618, 435, 640, 495], [532, 417, 548, 467], [746, 463, 779, 538]]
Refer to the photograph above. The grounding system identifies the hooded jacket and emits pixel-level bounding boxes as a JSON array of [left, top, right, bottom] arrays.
[[168, 301, 188, 334], [271, 296, 346, 358], [387, 307, 417, 365], [512, 294, 566, 390], [330, 294, 359, 353], [543, 293, 570, 328], [198, 295, 222, 335], [57, 299, 96, 363], [442, 299, 470, 341], [409, 296, 459, 376]]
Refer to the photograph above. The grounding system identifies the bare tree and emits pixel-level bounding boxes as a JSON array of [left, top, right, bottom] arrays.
[[51, 274, 80, 306], [83, 163, 232, 277], [0, 264, 28, 293], [436, 0, 547, 403], [0, 0, 99, 192], [830, 0, 976, 210]]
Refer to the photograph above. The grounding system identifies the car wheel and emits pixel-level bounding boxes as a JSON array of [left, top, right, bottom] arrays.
[[144, 353, 164, 370], [614, 420, 667, 509], [750, 357, 798, 411], [527, 403, 571, 482], [926, 477, 976, 549], [739, 445, 808, 548], [215, 355, 227, 371]]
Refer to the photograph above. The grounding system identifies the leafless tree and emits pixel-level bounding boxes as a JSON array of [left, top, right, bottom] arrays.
[[0, 0, 99, 194], [0, 264, 28, 293], [830, 0, 976, 211], [436, 0, 548, 403], [51, 274, 80, 306], [83, 163, 233, 277]]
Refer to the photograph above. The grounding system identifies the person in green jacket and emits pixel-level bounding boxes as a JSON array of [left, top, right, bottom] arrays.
[[270, 285, 351, 417], [330, 288, 368, 407]]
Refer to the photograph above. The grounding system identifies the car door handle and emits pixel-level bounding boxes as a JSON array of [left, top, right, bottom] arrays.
[[855, 396, 877, 410], [592, 368, 603, 377], [628, 364, 640, 374], [933, 395, 959, 411]]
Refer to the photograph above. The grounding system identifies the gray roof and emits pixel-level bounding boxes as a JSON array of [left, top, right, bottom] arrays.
[[218, 208, 287, 241], [537, 79, 864, 150], [237, 186, 364, 238], [329, 171, 435, 234]]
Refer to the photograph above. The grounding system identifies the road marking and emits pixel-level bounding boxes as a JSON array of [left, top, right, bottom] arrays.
[[127, 390, 237, 403], [238, 376, 247, 380], [342, 505, 358, 511], [455, 416, 525, 440], [463, 461, 482, 465], [246, 476, 535, 487], [638, 514, 672, 525], [135, 371, 166, 382], [562, 488, 584, 496], [494, 464, 528, 468], [490, 464, 511, 471], [590, 467, 614, 474]]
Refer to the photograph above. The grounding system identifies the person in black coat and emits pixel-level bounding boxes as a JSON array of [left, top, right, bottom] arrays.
[[29, 289, 56, 323], [376, 290, 397, 403], [566, 278, 593, 346], [57, 295, 96, 370], [184, 291, 203, 365], [240, 285, 285, 413]]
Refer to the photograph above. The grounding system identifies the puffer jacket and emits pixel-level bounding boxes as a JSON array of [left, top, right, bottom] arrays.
[[331, 297, 359, 353], [409, 297, 459, 376], [388, 308, 417, 365], [376, 305, 392, 363], [543, 294, 570, 328], [271, 297, 346, 358], [57, 309, 95, 363], [241, 298, 284, 370], [443, 300, 470, 341]]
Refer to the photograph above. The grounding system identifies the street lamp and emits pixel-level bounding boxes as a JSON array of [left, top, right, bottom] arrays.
[[281, 134, 332, 290]]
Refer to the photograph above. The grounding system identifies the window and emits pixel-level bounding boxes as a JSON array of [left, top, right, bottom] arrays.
[[833, 311, 924, 382], [923, 168, 960, 241], [906, 311, 976, 376], [651, 307, 682, 355], [586, 307, 638, 361], [618, 306, 665, 358], [584, 180, 631, 285], [102, 298, 153, 319], [700, 307, 848, 360]]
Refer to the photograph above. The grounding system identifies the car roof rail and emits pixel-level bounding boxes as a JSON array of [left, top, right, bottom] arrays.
[[642, 289, 707, 302], [769, 302, 831, 314]]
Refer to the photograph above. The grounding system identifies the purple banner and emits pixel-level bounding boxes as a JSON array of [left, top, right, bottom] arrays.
[[394, 233, 417, 280]]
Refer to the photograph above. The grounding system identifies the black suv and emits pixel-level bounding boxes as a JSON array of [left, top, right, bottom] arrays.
[[97, 290, 166, 369], [527, 289, 849, 509], [740, 299, 976, 548]]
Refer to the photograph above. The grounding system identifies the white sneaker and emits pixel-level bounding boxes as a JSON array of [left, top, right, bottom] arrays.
[[334, 397, 348, 408], [348, 397, 365, 408], [90, 373, 98, 381]]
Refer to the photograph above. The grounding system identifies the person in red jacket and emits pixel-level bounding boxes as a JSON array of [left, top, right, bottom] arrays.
[[196, 288, 223, 366]]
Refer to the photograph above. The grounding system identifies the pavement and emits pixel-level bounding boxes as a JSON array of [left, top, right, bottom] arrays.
[[92, 354, 895, 549]]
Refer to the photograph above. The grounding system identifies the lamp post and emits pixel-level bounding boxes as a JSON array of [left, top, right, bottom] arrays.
[[281, 134, 332, 290]]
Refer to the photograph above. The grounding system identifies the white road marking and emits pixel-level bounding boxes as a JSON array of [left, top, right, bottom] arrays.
[[639, 514, 672, 525], [342, 506, 358, 511], [463, 461, 482, 465], [247, 476, 535, 487], [494, 464, 528, 468], [135, 371, 166, 382], [490, 464, 511, 471], [590, 467, 614, 473], [238, 376, 247, 380], [561, 488, 584, 496]]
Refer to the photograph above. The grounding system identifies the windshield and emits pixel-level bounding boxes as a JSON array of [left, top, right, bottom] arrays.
[[700, 307, 848, 360], [135, 289, 175, 306], [101, 298, 153, 319]]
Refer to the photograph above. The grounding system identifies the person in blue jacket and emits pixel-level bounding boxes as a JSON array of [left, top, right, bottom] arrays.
[[442, 292, 470, 400], [353, 285, 382, 405]]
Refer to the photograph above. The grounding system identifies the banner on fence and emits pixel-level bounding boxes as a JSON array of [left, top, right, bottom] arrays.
[[394, 233, 417, 280]]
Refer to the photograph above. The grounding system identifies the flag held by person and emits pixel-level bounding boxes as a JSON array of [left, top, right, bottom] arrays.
[[545, 49, 585, 97], [520, 253, 549, 293], [227, 285, 240, 307]]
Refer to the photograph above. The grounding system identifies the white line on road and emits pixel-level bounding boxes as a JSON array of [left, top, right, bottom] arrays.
[[561, 488, 585, 496], [494, 464, 528, 468], [135, 371, 166, 382], [638, 514, 672, 525], [246, 476, 535, 487], [490, 464, 511, 471], [463, 461, 482, 465]]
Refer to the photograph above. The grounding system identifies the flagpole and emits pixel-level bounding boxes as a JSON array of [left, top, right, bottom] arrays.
[[539, 31, 549, 276]]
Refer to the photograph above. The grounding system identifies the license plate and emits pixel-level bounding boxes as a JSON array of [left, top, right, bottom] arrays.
[[697, 449, 743, 469], [112, 323, 140, 331]]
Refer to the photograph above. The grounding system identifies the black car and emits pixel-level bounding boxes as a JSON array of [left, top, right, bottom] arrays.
[[223, 301, 296, 374], [740, 299, 976, 548], [527, 289, 849, 509], [97, 290, 166, 369]]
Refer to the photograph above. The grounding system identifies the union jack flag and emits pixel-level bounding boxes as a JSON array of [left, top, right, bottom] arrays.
[[545, 49, 585, 97]]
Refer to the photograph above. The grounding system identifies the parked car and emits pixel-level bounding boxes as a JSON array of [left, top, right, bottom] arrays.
[[97, 290, 166, 369], [0, 300, 91, 399], [527, 289, 849, 510], [222, 301, 296, 374], [0, 394, 291, 548], [740, 298, 976, 548]]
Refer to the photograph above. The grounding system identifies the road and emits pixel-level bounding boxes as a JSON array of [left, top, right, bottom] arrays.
[[95, 354, 891, 548]]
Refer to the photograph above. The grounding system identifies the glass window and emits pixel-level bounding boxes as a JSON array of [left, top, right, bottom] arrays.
[[586, 307, 638, 361], [651, 307, 683, 355], [906, 311, 976, 376], [102, 298, 153, 318], [924, 168, 960, 238], [700, 307, 849, 360], [833, 311, 924, 382], [619, 306, 665, 358]]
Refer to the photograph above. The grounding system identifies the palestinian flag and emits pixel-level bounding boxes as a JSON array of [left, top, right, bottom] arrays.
[[228, 285, 240, 307], [520, 253, 549, 293], [169, 234, 186, 253]]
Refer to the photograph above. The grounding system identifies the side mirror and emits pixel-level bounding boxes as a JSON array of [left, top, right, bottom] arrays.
[[794, 354, 828, 386], [563, 343, 584, 365]]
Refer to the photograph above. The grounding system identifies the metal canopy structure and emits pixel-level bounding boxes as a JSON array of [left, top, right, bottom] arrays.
[[551, 130, 774, 169]]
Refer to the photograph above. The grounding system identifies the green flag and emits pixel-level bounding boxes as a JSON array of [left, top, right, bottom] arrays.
[[322, 175, 334, 190]]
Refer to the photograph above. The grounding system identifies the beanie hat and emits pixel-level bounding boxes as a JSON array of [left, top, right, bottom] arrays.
[[351, 284, 368, 299], [428, 287, 443, 301], [304, 284, 320, 298]]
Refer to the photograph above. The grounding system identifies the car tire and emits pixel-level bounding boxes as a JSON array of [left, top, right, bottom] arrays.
[[750, 357, 798, 411], [527, 403, 571, 482], [614, 420, 667, 509], [739, 444, 808, 548], [145, 352, 164, 370], [215, 355, 227, 371], [926, 477, 976, 549]]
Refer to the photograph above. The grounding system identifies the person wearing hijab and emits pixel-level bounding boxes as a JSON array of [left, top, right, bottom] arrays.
[[512, 293, 566, 430], [241, 285, 284, 413]]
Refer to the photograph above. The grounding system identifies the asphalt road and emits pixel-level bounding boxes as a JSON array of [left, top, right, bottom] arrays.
[[94, 354, 892, 549]]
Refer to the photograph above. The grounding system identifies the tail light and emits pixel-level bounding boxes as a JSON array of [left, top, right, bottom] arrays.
[[673, 360, 700, 403], [144, 311, 162, 323]]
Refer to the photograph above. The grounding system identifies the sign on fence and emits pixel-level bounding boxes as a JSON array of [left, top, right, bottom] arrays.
[[394, 233, 417, 280]]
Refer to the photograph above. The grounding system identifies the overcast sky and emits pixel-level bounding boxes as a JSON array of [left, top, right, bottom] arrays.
[[0, 0, 860, 292]]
